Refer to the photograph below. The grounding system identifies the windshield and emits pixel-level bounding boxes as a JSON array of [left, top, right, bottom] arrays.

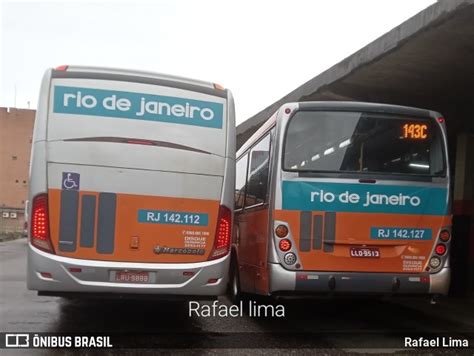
[[283, 111, 445, 177]]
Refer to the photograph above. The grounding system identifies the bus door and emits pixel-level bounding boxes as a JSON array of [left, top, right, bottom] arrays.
[[235, 133, 272, 293]]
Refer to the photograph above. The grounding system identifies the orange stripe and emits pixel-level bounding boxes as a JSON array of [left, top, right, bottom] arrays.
[[48, 189, 219, 263], [274, 209, 450, 273]]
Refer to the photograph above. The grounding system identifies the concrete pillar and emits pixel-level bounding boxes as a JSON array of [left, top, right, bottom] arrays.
[[454, 133, 474, 205], [452, 133, 474, 294]]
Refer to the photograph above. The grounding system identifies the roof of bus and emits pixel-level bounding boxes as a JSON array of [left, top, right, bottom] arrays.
[[53, 65, 219, 90], [237, 101, 439, 157], [297, 101, 434, 117]]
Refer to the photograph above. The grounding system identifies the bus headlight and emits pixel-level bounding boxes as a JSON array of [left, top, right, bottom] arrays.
[[429, 256, 442, 269]]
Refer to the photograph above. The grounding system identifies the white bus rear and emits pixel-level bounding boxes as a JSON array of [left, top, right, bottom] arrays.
[[27, 66, 235, 298]]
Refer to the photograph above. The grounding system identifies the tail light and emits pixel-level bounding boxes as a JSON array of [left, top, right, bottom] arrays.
[[54, 65, 68, 71], [31, 194, 55, 254], [427, 227, 450, 272], [39, 272, 53, 279], [208, 205, 232, 260], [429, 256, 442, 269], [279, 239, 292, 252], [439, 229, 450, 242], [435, 243, 447, 256], [284, 252, 297, 265], [275, 224, 289, 238]]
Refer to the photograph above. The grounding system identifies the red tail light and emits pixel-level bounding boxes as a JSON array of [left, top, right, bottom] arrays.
[[208, 205, 232, 260], [40, 272, 53, 279], [275, 224, 289, 238], [435, 243, 446, 256], [54, 65, 69, 71], [439, 229, 451, 242], [279, 239, 292, 252], [31, 194, 55, 254]]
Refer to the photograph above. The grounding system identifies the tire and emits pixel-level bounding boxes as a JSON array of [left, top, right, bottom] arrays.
[[229, 258, 242, 304]]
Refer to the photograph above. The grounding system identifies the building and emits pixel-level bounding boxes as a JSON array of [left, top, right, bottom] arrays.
[[237, 0, 474, 293], [0, 107, 35, 234]]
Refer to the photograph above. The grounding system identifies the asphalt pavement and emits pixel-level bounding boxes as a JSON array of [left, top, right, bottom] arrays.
[[1, 238, 473, 355]]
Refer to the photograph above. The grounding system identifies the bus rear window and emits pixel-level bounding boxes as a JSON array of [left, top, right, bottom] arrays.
[[283, 111, 445, 177]]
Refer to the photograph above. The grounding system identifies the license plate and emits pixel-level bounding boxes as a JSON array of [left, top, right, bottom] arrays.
[[350, 247, 380, 258], [115, 271, 150, 283]]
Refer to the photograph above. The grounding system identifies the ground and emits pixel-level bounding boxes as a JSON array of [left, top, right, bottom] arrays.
[[1, 238, 473, 355]]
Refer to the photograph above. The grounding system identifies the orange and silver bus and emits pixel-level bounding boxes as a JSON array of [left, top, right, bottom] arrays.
[[27, 65, 235, 298], [231, 102, 451, 299]]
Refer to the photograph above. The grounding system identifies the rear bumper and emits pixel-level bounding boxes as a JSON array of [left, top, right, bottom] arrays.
[[27, 244, 230, 297], [269, 263, 450, 296]]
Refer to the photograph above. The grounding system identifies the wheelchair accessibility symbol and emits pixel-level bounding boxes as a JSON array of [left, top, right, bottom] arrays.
[[62, 172, 80, 191]]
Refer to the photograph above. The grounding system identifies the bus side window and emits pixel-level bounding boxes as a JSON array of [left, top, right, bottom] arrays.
[[235, 154, 249, 210], [246, 134, 271, 207]]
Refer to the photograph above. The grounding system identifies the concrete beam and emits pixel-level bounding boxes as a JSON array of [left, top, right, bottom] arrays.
[[237, 0, 474, 148]]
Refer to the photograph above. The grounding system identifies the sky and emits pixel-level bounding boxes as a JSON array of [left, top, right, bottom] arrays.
[[1, 0, 435, 124]]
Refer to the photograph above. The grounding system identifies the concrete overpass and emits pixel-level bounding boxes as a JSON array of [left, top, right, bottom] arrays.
[[237, 0, 474, 146], [237, 0, 474, 294]]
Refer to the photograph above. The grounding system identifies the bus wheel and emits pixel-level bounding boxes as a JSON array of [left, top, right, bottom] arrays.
[[229, 261, 241, 304]]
